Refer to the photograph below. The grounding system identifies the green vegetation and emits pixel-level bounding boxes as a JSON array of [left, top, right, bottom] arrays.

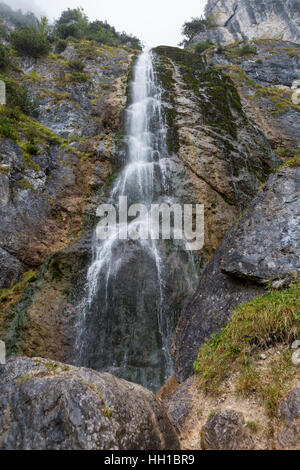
[[0, 270, 37, 303], [154, 46, 244, 139], [0, 43, 10, 69], [55, 39, 68, 54], [194, 40, 214, 54], [246, 421, 259, 433], [0, 75, 39, 116], [54, 7, 141, 50], [103, 407, 113, 419], [10, 17, 51, 58], [275, 147, 300, 167], [279, 156, 300, 169], [67, 59, 85, 72], [194, 284, 300, 415], [68, 71, 90, 83], [180, 16, 216, 46], [255, 85, 300, 115], [232, 43, 258, 57]]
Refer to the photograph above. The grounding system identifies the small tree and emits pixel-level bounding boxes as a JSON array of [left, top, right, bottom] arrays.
[[55, 8, 88, 39], [181, 16, 216, 45], [10, 16, 51, 58]]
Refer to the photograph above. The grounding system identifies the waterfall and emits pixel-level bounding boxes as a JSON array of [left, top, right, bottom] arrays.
[[75, 49, 198, 391]]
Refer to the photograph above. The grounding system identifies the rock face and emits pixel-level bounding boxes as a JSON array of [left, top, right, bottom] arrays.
[[277, 388, 300, 449], [0, 357, 180, 450], [206, 40, 300, 150], [196, 0, 300, 46], [153, 47, 279, 263], [0, 42, 134, 363], [201, 410, 254, 450], [174, 167, 300, 382]]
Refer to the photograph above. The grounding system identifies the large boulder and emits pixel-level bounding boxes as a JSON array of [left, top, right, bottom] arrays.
[[200, 409, 254, 450], [174, 167, 300, 382], [0, 357, 180, 450]]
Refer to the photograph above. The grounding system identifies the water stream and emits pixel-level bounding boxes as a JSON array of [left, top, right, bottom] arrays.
[[75, 49, 198, 391]]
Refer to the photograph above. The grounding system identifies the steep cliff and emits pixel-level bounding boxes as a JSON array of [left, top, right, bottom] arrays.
[[194, 0, 300, 46], [0, 35, 137, 363]]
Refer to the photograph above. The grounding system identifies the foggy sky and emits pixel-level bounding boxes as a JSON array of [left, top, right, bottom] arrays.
[[6, 0, 207, 47]]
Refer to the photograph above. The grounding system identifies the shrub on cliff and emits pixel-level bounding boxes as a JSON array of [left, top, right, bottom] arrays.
[[0, 75, 38, 115], [67, 59, 85, 72], [181, 16, 216, 46], [55, 7, 88, 40], [10, 17, 51, 58], [0, 43, 10, 69], [55, 39, 67, 54], [194, 40, 213, 54]]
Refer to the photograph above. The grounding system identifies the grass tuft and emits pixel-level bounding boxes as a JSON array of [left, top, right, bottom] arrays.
[[194, 284, 300, 414]]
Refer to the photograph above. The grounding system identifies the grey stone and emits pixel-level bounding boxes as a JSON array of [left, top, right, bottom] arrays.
[[220, 168, 300, 284], [193, 0, 300, 46], [201, 410, 254, 450], [0, 248, 26, 289], [0, 357, 180, 450], [277, 388, 300, 449], [174, 168, 299, 382]]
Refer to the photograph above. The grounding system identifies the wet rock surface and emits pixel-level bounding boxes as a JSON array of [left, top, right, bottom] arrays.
[[201, 409, 254, 450], [0, 357, 180, 450], [174, 167, 300, 382], [206, 40, 300, 149], [154, 46, 279, 263], [0, 43, 133, 361]]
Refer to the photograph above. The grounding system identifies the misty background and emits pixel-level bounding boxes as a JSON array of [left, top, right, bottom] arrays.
[[5, 0, 207, 47]]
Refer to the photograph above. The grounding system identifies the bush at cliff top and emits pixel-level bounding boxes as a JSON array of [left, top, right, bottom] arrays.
[[194, 284, 300, 414], [10, 17, 51, 58]]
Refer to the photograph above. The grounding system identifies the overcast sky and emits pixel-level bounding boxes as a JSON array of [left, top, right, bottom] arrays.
[[7, 0, 207, 47]]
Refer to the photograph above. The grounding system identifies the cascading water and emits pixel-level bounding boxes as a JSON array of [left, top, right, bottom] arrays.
[[75, 49, 198, 391]]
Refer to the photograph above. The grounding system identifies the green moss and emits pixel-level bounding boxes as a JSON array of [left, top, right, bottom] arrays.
[[254, 86, 300, 115], [154, 46, 245, 139], [279, 156, 300, 169], [0, 270, 37, 303], [17, 177, 35, 191]]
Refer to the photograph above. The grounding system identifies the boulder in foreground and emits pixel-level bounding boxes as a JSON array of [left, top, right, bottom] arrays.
[[0, 357, 180, 450]]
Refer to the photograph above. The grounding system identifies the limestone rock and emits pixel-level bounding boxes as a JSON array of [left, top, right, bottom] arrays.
[[0, 357, 180, 450], [277, 388, 300, 449], [206, 40, 300, 149], [220, 168, 300, 285], [174, 167, 299, 382], [201, 410, 254, 450], [194, 0, 300, 46]]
